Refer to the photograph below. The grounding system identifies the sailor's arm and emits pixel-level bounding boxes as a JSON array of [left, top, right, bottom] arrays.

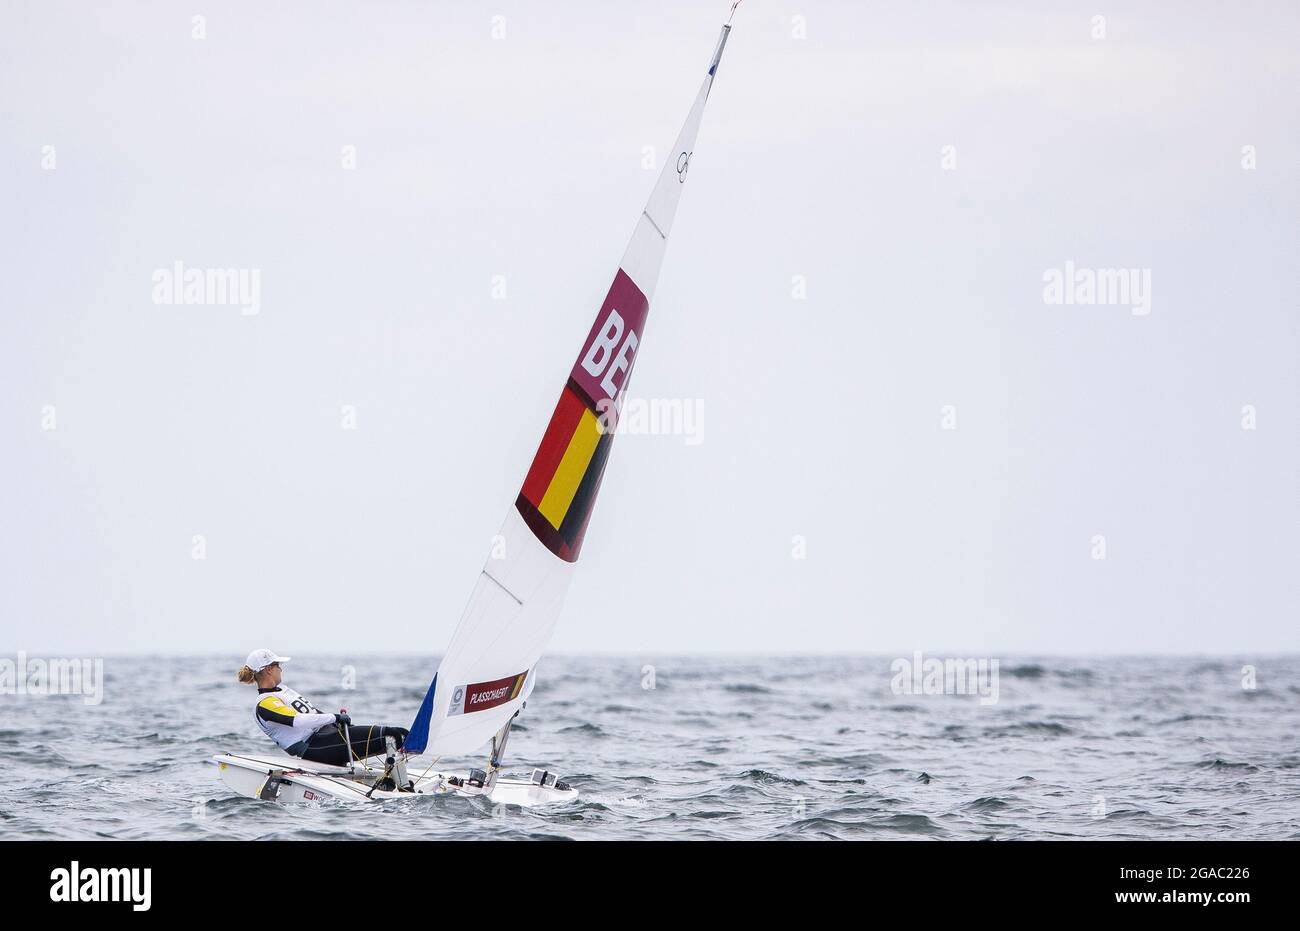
[[256, 696, 337, 730]]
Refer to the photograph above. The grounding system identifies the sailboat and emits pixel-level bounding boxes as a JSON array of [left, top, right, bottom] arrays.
[[214, 6, 739, 807]]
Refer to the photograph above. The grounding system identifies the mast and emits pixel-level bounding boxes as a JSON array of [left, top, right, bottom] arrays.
[[483, 710, 519, 790], [406, 8, 739, 761]]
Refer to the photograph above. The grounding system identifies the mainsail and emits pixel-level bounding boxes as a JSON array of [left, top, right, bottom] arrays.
[[406, 14, 736, 757]]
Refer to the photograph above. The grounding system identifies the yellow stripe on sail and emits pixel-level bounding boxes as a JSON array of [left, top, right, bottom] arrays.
[[537, 408, 601, 529]]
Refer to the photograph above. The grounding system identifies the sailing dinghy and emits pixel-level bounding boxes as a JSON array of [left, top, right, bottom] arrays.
[[214, 7, 738, 807]]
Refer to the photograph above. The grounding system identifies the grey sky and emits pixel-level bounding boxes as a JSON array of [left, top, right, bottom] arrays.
[[2, 1, 1296, 655]]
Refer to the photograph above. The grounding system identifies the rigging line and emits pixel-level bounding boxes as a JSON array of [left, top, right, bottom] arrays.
[[642, 210, 667, 240], [457, 570, 533, 673], [339, 722, 376, 774], [482, 569, 523, 605], [435, 571, 527, 684], [416, 755, 442, 783]]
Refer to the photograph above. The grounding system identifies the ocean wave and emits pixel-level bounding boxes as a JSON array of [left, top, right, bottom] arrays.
[[985, 721, 1073, 737], [5, 653, 1298, 839]]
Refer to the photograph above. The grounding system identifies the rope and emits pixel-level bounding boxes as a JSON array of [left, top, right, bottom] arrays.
[[337, 722, 376, 773], [415, 755, 442, 783], [337, 721, 445, 794]]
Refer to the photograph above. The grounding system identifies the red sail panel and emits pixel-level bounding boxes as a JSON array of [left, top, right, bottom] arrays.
[[520, 386, 588, 508], [568, 269, 649, 410]]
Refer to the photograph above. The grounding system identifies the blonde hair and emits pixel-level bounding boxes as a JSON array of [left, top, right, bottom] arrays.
[[237, 665, 256, 684]]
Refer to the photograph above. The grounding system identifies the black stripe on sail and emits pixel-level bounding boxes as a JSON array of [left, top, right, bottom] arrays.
[[558, 431, 614, 558]]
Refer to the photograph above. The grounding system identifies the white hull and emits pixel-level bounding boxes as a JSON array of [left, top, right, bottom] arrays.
[[212, 752, 578, 808]]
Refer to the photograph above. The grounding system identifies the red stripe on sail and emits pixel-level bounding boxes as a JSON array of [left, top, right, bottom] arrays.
[[520, 386, 587, 507]]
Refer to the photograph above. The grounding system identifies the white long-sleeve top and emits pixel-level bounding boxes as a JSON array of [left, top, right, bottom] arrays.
[[252, 684, 337, 753]]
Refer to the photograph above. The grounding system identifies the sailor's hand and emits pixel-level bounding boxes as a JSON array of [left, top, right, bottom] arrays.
[[334, 713, 352, 727]]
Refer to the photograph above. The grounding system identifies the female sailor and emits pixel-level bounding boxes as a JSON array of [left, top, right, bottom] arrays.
[[237, 648, 409, 766]]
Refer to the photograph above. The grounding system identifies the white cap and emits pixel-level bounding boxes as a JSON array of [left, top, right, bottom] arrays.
[[244, 649, 291, 673]]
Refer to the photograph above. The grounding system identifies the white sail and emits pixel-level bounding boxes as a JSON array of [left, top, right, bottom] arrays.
[[406, 19, 735, 757]]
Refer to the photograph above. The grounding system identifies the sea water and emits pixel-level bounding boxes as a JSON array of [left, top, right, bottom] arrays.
[[1, 654, 1297, 840]]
